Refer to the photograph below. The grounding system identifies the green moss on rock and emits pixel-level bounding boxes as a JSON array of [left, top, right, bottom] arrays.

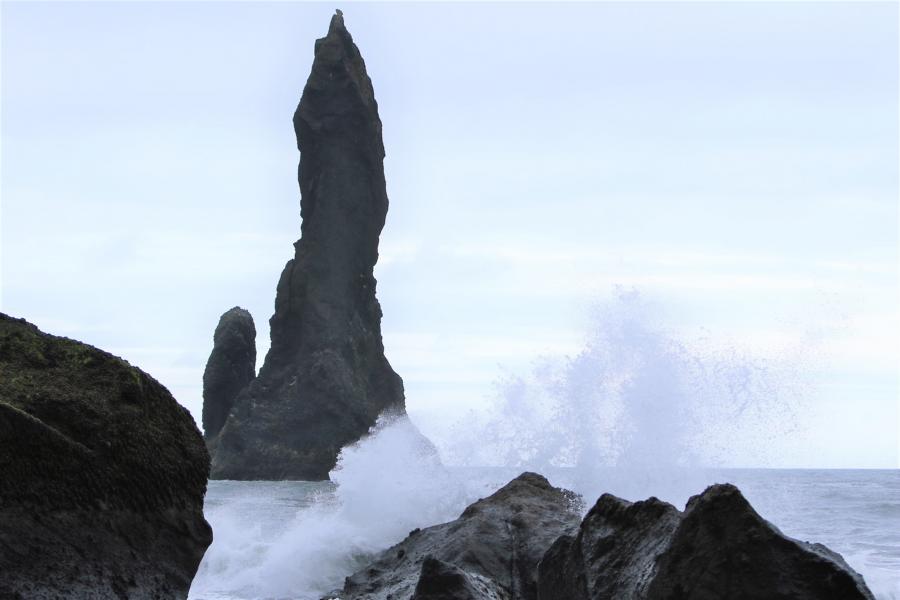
[[0, 313, 212, 599]]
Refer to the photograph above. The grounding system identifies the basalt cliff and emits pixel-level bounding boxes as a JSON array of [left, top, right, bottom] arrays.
[[206, 10, 407, 480]]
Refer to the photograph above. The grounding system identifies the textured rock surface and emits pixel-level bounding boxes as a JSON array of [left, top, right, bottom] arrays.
[[412, 557, 507, 600], [329, 474, 874, 600], [209, 9, 406, 480], [202, 307, 256, 439], [337, 473, 582, 600], [537, 494, 681, 600], [537, 483, 874, 600], [645, 483, 874, 600], [0, 313, 212, 600]]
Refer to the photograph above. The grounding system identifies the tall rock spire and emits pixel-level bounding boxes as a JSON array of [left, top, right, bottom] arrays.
[[206, 10, 406, 480]]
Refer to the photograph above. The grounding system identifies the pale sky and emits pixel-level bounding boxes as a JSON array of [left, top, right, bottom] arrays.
[[2, 2, 897, 468]]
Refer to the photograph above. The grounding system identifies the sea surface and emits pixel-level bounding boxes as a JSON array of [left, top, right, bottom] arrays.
[[189, 468, 900, 600]]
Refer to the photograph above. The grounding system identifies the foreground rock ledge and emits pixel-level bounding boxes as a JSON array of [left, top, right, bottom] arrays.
[[332, 473, 874, 600], [0, 313, 212, 600], [208, 9, 407, 481], [540, 482, 874, 600], [339, 472, 582, 600]]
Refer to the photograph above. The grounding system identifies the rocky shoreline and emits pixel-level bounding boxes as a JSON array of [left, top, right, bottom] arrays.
[[329, 472, 874, 600], [0, 10, 881, 600]]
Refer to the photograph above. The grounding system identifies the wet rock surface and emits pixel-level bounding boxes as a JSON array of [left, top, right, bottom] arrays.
[[202, 306, 256, 439], [538, 483, 874, 600], [331, 475, 874, 600], [644, 483, 875, 600], [0, 313, 211, 600], [208, 10, 406, 481], [537, 493, 682, 600], [337, 473, 582, 600]]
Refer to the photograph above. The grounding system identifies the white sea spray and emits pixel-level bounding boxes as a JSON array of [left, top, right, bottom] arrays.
[[190, 415, 490, 599], [444, 289, 804, 506], [192, 290, 815, 599]]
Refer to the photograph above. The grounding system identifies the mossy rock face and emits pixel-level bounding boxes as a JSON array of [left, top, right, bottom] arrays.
[[0, 313, 212, 599]]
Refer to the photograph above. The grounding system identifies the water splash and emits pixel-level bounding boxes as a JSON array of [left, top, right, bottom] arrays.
[[190, 415, 489, 600], [190, 289, 809, 598], [444, 289, 804, 504]]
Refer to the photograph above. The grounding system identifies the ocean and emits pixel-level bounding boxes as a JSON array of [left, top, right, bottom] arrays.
[[189, 467, 900, 600]]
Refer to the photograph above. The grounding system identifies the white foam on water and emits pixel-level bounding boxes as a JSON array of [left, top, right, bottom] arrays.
[[190, 415, 489, 600]]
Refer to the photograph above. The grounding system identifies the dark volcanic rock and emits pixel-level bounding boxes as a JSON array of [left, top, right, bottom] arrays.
[[202, 306, 256, 439], [537, 494, 681, 600], [412, 556, 507, 600], [537, 483, 874, 600], [646, 483, 874, 600], [0, 313, 212, 600], [332, 474, 874, 600], [209, 9, 406, 480], [337, 473, 582, 600]]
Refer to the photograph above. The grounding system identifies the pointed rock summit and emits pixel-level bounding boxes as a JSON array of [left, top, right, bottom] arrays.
[[206, 11, 407, 480]]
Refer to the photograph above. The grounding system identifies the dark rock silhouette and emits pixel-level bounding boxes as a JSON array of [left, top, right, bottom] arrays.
[[338, 473, 582, 600], [208, 10, 406, 480], [0, 313, 211, 600], [537, 483, 874, 600], [202, 306, 256, 439], [329, 474, 874, 600]]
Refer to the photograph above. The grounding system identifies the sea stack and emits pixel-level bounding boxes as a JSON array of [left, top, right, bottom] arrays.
[[207, 10, 406, 480], [0, 313, 212, 599], [202, 307, 256, 440]]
